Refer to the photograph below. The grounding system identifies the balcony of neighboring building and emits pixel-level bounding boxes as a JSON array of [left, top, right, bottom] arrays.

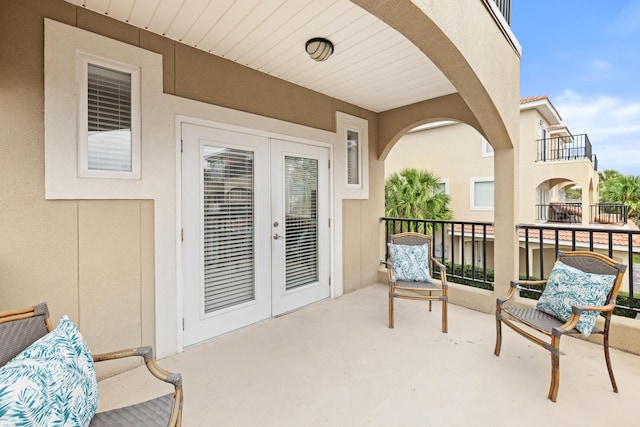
[[536, 201, 629, 225], [536, 133, 598, 171]]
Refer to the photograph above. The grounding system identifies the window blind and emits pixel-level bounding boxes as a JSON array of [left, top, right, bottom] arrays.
[[474, 181, 494, 208], [87, 64, 132, 172], [203, 147, 255, 313], [284, 156, 318, 290], [346, 130, 360, 185]]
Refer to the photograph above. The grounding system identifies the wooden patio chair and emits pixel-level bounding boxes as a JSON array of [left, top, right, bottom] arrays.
[[386, 232, 449, 332], [494, 251, 626, 402], [0, 302, 183, 426]]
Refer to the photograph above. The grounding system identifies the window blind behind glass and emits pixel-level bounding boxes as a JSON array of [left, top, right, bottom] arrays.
[[203, 147, 255, 313], [87, 64, 132, 172], [284, 156, 319, 290], [474, 181, 494, 208], [346, 130, 359, 185]]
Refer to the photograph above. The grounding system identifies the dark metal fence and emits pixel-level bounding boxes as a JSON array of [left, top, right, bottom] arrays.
[[380, 217, 640, 317], [381, 217, 494, 290], [518, 223, 640, 317]]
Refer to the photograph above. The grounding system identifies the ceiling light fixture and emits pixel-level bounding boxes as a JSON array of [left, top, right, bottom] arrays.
[[305, 37, 334, 62]]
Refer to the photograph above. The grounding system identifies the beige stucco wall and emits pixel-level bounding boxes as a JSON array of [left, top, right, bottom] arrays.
[[0, 0, 382, 357], [1, 0, 527, 357], [0, 2, 157, 363]]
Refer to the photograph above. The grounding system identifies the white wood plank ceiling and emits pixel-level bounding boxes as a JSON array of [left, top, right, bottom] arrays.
[[65, 0, 456, 112]]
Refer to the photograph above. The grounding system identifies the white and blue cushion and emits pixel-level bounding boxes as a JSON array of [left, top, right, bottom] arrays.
[[0, 316, 99, 427], [388, 242, 432, 283], [536, 260, 616, 337]]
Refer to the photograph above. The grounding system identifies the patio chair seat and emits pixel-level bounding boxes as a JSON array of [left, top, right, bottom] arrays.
[[393, 280, 442, 291], [90, 393, 174, 426], [501, 306, 604, 336]]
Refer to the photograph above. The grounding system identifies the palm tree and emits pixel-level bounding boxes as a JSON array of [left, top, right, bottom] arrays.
[[600, 174, 640, 222], [598, 169, 621, 192], [385, 168, 453, 232]]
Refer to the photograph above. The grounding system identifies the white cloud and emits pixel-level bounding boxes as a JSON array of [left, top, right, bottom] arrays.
[[554, 90, 640, 175], [591, 59, 612, 71]]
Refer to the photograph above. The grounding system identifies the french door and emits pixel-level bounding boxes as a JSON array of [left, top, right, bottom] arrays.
[[181, 124, 330, 347]]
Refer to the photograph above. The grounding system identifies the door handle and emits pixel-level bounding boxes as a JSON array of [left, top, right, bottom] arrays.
[[273, 233, 283, 240]]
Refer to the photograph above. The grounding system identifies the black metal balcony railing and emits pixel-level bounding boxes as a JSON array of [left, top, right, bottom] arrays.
[[380, 217, 639, 317], [537, 203, 582, 223], [536, 134, 597, 170], [492, 0, 511, 24], [381, 217, 494, 291], [591, 203, 629, 224], [536, 203, 628, 224], [518, 224, 639, 317]]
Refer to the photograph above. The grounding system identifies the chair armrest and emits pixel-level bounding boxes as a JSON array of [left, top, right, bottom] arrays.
[[497, 280, 542, 306], [92, 346, 183, 426], [570, 301, 617, 315], [497, 279, 548, 306], [553, 301, 618, 335], [93, 346, 182, 389], [430, 257, 448, 284], [512, 279, 547, 287]]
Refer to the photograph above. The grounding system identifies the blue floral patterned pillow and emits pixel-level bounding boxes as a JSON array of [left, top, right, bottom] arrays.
[[536, 260, 616, 337], [0, 316, 99, 427], [388, 242, 432, 283]]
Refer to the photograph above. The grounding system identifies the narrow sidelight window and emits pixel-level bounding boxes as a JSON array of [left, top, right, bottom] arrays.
[[346, 129, 360, 186]]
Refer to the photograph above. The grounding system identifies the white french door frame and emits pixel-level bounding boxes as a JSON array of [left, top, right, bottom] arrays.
[[175, 116, 338, 351]]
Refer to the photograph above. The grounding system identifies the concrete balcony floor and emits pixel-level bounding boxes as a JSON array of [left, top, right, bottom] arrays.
[[96, 284, 640, 426]]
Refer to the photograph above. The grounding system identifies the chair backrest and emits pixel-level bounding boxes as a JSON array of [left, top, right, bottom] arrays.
[[389, 232, 435, 271], [558, 251, 627, 301], [391, 232, 433, 248], [0, 303, 52, 368]]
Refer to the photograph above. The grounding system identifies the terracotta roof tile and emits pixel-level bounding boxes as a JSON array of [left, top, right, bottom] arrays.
[[520, 95, 549, 104]]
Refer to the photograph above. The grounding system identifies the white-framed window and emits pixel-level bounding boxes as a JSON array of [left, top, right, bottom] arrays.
[[77, 53, 141, 179], [346, 128, 361, 187], [336, 112, 369, 199], [470, 177, 494, 210], [481, 137, 494, 157], [435, 178, 449, 195]]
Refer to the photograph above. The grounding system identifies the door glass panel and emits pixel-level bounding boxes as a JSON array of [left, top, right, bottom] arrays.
[[203, 146, 254, 313], [284, 156, 318, 290]]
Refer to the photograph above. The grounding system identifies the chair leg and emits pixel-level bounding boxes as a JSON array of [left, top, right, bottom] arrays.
[[441, 299, 448, 333], [388, 287, 395, 329], [494, 304, 502, 356], [548, 337, 561, 402], [604, 331, 618, 393], [428, 291, 432, 312]]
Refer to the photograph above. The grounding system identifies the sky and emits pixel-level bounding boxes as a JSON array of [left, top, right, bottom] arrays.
[[511, 0, 640, 176]]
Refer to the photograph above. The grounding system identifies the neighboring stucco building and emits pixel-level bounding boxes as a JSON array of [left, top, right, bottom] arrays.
[[387, 96, 600, 223], [387, 96, 639, 289], [1, 0, 521, 360]]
